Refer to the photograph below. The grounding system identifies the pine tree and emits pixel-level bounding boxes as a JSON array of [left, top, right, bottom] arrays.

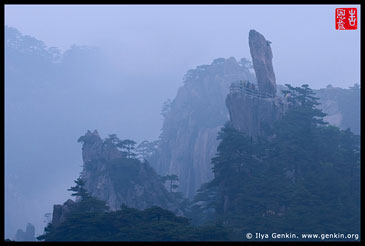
[[68, 176, 90, 200], [117, 139, 137, 158], [68, 176, 109, 213], [196, 84, 360, 236]]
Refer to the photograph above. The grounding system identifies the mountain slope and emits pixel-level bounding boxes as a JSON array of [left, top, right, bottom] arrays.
[[78, 130, 186, 215], [151, 57, 256, 199]]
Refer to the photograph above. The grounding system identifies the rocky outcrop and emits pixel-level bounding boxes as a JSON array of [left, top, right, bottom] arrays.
[[78, 130, 123, 164], [226, 91, 286, 137], [152, 30, 360, 203], [77, 130, 184, 215], [14, 223, 35, 241], [51, 199, 78, 227], [48, 130, 186, 228], [151, 57, 255, 199], [315, 84, 360, 134], [276, 83, 360, 135], [249, 29, 276, 96], [226, 30, 286, 136]]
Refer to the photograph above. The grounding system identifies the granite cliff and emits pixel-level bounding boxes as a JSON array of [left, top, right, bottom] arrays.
[[315, 84, 360, 134], [49, 130, 186, 229], [226, 30, 286, 136], [151, 57, 256, 199], [78, 130, 185, 214], [51, 199, 78, 227], [226, 30, 361, 136], [150, 29, 360, 200], [249, 29, 276, 96]]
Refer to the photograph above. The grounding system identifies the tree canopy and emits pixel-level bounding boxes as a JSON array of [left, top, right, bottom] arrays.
[[193, 84, 360, 239]]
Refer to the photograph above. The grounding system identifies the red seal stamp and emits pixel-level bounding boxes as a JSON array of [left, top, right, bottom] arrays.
[[336, 8, 357, 30]]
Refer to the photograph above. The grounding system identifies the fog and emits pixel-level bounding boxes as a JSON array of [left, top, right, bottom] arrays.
[[4, 4, 360, 239]]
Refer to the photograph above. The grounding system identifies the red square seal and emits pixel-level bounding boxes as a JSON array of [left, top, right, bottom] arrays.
[[336, 8, 357, 30]]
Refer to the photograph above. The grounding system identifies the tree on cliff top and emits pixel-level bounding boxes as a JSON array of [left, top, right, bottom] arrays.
[[67, 176, 109, 213], [194, 84, 359, 235], [104, 134, 121, 146], [282, 84, 327, 126], [117, 139, 137, 159]]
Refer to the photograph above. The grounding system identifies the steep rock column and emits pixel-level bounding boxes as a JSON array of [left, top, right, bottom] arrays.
[[249, 29, 277, 96], [223, 30, 288, 218], [226, 30, 286, 137]]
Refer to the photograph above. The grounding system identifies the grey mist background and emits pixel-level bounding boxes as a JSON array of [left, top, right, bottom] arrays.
[[4, 5, 360, 239]]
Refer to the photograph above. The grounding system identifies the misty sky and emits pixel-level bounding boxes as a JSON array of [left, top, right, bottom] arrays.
[[5, 4, 361, 90], [4, 4, 361, 240]]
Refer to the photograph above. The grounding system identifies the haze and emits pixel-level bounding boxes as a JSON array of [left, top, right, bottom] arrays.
[[4, 4, 360, 239]]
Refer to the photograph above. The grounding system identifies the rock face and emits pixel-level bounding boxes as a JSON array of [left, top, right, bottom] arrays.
[[249, 29, 276, 96], [152, 30, 359, 203], [226, 91, 286, 137], [51, 199, 78, 227], [49, 130, 187, 229], [151, 57, 255, 199], [275, 83, 360, 135], [226, 30, 285, 136], [315, 84, 360, 135], [14, 223, 35, 241], [78, 130, 183, 214]]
